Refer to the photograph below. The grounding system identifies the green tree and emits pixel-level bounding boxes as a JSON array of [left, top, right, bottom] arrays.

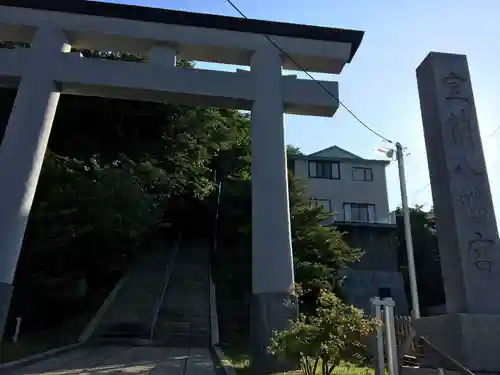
[[395, 205, 444, 312], [286, 145, 304, 156], [289, 175, 363, 312], [216, 139, 363, 314], [0, 40, 364, 340], [269, 288, 380, 375], [17, 151, 165, 282], [2, 55, 251, 332]]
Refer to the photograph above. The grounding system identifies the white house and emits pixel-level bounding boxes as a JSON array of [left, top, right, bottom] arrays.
[[289, 145, 395, 224], [289, 145, 407, 315]]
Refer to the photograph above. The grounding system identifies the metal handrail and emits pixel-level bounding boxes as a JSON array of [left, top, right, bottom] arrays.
[[149, 229, 183, 341], [209, 171, 222, 345], [418, 336, 475, 375], [398, 327, 417, 363], [212, 169, 222, 260]]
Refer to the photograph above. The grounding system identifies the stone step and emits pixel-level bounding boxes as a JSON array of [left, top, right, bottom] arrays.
[[156, 325, 210, 336], [158, 310, 209, 318], [97, 322, 151, 339], [160, 300, 209, 308], [150, 243, 211, 347], [168, 278, 207, 283], [156, 318, 210, 328], [162, 292, 208, 300], [167, 275, 207, 282], [161, 298, 208, 307], [92, 337, 156, 346], [168, 287, 207, 293], [401, 367, 460, 375], [164, 287, 208, 293], [92, 248, 175, 338], [153, 332, 210, 348], [166, 287, 208, 295], [403, 355, 419, 367], [159, 311, 208, 319], [168, 269, 207, 275]]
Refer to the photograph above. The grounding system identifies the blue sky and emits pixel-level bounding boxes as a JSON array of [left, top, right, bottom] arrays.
[[101, 0, 499, 221]]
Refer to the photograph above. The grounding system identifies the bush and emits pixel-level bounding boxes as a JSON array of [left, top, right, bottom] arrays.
[[269, 288, 380, 375]]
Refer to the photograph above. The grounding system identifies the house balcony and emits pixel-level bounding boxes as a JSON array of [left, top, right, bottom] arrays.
[[321, 211, 397, 228]]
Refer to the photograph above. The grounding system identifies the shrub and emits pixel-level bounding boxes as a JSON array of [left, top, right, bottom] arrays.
[[269, 288, 380, 375]]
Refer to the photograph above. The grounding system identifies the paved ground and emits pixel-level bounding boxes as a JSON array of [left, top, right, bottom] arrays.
[[4, 346, 217, 375]]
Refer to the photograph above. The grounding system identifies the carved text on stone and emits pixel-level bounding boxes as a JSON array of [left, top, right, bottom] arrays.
[[443, 71, 484, 176], [468, 232, 494, 272], [468, 207, 488, 222], [457, 188, 489, 224], [457, 188, 481, 206]]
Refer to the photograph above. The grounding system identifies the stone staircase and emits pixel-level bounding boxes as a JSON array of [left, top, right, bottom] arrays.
[[152, 241, 211, 347], [92, 248, 174, 341]]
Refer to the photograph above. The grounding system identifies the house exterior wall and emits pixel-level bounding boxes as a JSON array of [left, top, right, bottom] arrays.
[[292, 158, 391, 223], [340, 269, 409, 316], [341, 224, 399, 272], [338, 223, 409, 316], [289, 148, 408, 315]]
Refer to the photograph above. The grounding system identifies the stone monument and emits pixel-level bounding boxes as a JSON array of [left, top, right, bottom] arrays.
[[414, 52, 500, 373]]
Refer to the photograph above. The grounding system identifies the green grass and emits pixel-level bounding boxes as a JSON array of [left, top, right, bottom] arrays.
[[220, 345, 376, 375], [220, 345, 252, 375]]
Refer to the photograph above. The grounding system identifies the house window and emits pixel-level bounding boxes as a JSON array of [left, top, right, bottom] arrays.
[[352, 167, 373, 181], [343, 202, 376, 222], [310, 198, 332, 213], [308, 161, 340, 179]]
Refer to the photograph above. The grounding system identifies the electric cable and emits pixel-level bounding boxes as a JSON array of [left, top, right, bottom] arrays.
[[224, 0, 394, 144]]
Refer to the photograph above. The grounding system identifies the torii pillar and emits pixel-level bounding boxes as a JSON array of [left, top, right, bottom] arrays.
[[249, 46, 297, 372]]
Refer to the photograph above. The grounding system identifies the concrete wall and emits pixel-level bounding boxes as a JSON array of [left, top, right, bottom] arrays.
[[340, 224, 399, 272], [341, 269, 408, 316], [292, 159, 390, 222], [338, 224, 409, 316]]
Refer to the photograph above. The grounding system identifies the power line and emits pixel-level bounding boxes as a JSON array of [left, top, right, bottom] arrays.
[[487, 125, 500, 138], [223, 0, 393, 144], [410, 183, 430, 199]]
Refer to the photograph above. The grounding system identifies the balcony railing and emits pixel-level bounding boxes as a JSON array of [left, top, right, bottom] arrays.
[[321, 212, 397, 226]]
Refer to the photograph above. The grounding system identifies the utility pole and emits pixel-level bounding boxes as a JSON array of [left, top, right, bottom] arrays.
[[395, 142, 420, 319]]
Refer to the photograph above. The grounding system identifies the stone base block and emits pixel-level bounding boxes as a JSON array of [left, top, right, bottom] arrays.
[[413, 314, 500, 373], [250, 291, 298, 375]]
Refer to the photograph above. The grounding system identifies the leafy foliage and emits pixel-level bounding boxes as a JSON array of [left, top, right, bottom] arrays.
[[289, 175, 364, 311], [18, 152, 165, 281], [287, 145, 304, 156], [269, 288, 380, 375], [395, 205, 444, 311], [0, 40, 363, 339], [0, 55, 252, 332]]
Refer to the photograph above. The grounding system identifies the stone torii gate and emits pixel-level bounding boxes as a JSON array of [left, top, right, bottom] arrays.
[[0, 0, 363, 368]]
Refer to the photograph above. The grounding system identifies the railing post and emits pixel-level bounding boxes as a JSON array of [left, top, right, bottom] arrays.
[[371, 297, 386, 375], [383, 297, 399, 375], [13, 316, 22, 343]]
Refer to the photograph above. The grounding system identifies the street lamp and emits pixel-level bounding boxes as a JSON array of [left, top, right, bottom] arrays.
[[379, 142, 420, 319]]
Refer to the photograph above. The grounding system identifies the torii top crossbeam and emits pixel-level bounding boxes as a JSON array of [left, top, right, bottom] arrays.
[[0, 0, 364, 71]]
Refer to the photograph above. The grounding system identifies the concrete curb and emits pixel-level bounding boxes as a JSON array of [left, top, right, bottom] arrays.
[[0, 342, 83, 370], [213, 346, 238, 375], [78, 270, 132, 342]]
